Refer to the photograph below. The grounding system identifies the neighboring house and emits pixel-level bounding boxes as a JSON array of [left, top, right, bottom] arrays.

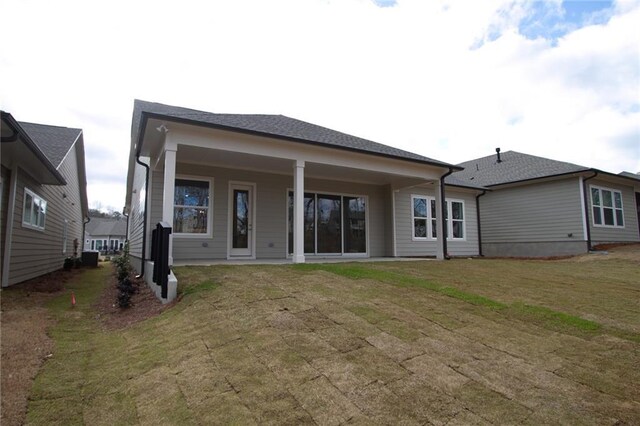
[[1, 111, 89, 287], [84, 217, 127, 253], [449, 150, 640, 257], [124, 100, 482, 299]]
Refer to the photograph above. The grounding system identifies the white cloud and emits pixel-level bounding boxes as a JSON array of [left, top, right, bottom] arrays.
[[1, 0, 638, 211]]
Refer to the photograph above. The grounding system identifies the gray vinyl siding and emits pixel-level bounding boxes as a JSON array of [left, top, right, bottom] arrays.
[[479, 178, 584, 244], [127, 158, 148, 259], [1, 165, 10, 270], [383, 185, 394, 256], [150, 163, 388, 261], [8, 145, 84, 285], [394, 186, 479, 257], [588, 178, 640, 244]]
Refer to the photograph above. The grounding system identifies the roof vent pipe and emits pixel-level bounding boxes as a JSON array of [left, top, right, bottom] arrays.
[[496, 147, 502, 163]]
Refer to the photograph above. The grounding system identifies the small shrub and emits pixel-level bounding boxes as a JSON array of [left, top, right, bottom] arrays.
[[74, 257, 83, 269], [117, 277, 136, 295], [117, 290, 132, 308], [114, 242, 135, 309], [63, 257, 74, 271]]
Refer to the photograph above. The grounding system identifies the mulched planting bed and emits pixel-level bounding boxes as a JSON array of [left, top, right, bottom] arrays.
[[94, 270, 174, 330]]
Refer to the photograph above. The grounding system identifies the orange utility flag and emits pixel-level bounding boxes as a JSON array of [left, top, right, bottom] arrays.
[[71, 291, 76, 307]]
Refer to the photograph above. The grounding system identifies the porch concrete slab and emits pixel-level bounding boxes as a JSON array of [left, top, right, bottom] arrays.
[[173, 257, 436, 266]]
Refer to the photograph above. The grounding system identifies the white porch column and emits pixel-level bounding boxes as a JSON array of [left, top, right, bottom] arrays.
[[162, 138, 177, 266], [293, 159, 305, 263], [435, 179, 445, 260]]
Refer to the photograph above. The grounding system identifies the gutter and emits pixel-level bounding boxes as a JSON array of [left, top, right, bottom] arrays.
[[440, 168, 455, 259], [140, 110, 464, 172], [0, 112, 67, 185], [475, 189, 487, 256], [82, 216, 91, 253], [582, 170, 598, 251], [135, 155, 150, 279]]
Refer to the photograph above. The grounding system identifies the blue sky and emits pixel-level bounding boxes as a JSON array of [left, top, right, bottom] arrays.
[[0, 0, 638, 211], [519, 0, 614, 42]]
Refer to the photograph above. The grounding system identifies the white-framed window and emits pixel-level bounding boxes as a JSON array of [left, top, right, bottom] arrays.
[[173, 176, 213, 237], [22, 188, 47, 230], [448, 200, 465, 239], [591, 186, 624, 227], [411, 195, 430, 239], [411, 195, 465, 240]]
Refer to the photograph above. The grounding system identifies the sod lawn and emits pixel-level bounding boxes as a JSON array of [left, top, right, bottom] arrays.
[[2, 245, 639, 424]]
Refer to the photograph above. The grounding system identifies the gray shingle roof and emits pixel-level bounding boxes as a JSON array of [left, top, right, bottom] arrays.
[[449, 151, 590, 187], [132, 100, 459, 169], [86, 218, 127, 237], [619, 171, 640, 181], [443, 174, 487, 190], [19, 122, 82, 169]]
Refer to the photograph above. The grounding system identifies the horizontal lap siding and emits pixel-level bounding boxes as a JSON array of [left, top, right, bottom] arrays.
[[480, 178, 584, 243], [1, 166, 10, 270], [394, 186, 479, 257], [588, 178, 640, 243], [127, 158, 148, 259], [9, 146, 85, 285], [155, 163, 388, 261]]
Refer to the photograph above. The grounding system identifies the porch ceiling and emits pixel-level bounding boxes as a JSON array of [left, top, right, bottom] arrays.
[[176, 144, 434, 186]]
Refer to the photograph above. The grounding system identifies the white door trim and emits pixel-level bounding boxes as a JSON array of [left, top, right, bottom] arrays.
[[227, 181, 257, 259]]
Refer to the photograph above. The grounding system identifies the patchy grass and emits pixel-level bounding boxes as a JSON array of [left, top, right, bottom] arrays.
[[294, 263, 609, 338], [181, 279, 220, 297], [510, 302, 601, 332], [5, 246, 639, 424]]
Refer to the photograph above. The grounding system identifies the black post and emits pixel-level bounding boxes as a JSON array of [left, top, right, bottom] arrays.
[[151, 222, 172, 299]]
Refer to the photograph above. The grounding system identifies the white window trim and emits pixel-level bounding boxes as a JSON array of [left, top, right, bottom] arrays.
[[410, 195, 466, 241], [411, 195, 432, 241], [590, 185, 625, 228], [22, 188, 47, 231], [173, 175, 214, 238], [285, 188, 370, 258], [447, 199, 467, 241]]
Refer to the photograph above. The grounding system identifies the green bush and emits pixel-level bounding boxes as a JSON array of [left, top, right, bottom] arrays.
[[63, 257, 74, 271]]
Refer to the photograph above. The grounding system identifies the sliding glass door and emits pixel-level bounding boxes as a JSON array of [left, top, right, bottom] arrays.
[[343, 196, 366, 253], [288, 191, 366, 255], [317, 194, 341, 253]]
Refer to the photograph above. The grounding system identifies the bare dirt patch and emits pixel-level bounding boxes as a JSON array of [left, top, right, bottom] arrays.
[[0, 268, 81, 426], [93, 268, 173, 330]]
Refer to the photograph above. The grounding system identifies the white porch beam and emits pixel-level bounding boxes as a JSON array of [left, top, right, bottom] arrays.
[[435, 179, 445, 260], [293, 160, 305, 264], [162, 136, 177, 265], [164, 124, 445, 181]]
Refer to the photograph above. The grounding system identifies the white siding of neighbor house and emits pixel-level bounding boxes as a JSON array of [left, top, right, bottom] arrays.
[[7, 145, 84, 285], [479, 178, 585, 245], [147, 163, 389, 261], [394, 186, 479, 257], [127, 157, 149, 262], [588, 178, 640, 244]]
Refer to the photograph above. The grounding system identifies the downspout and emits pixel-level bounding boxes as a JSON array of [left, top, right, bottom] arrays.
[[135, 155, 150, 278], [440, 168, 454, 260], [123, 210, 129, 244], [475, 189, 487, 256], [582, 170, 598, 251], [82, 216, 91, 253]]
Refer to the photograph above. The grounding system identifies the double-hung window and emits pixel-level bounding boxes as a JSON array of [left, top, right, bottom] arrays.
[[174, 177, 212, 236], [22, 188, 47, 230], [591, 186, 624, 227], [411, 195, 465, 240]]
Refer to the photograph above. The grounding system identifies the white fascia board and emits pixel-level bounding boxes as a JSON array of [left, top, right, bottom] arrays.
[[165, 123, 445, 181]]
